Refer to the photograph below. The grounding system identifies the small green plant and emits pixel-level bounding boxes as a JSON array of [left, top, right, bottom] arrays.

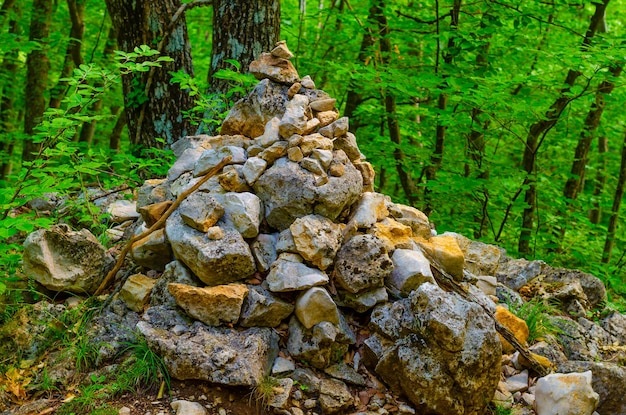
[[293, 380, 309, 392], [507, 298, 563, 344], [487, 401, 513, 415], [56, 374, 116, 415], [116, 334, 170, 394], [250, 375, 280, 409]]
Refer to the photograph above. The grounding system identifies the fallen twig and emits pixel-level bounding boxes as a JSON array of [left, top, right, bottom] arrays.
[[94, 155, 232, 296]]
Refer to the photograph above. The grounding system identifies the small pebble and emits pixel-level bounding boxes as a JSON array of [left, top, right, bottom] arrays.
[[119, 407, 131, 415]]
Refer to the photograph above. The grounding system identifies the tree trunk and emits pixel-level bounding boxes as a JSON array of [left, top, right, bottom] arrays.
[[49, 0, 85, 109], [423, 0, 461, 215], [371, 0, 418, 205], [22, 0, 52, 162], [209, 0, 280, 97], [590, 136, 608, 224], [109, 109, 126, 151], [518, 0, 610, 255], [563, 64, 622, 202], [602, 130, 626, 263], [105, 0, 195, 150], [0, 0, 19, 178]]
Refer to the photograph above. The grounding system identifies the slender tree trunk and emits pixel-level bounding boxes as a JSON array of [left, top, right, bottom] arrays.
[[371, 0, 418, 205], [105, 0, 195, 150], [602, 131, 626, 263], [22, 0, 52, 162], [209, 0, 280, 97], [0, 0, 19, 171], [49, 0, 85, 109], [590, 136, 608, 224], [518, 0, 609, 255], [0, 2, 19, 178], [109, 109, 126, 151], [564, 64, 622, 202], [422, 0, 461, 215]]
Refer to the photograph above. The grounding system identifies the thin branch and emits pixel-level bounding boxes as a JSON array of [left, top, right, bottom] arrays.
[[486, 0, 585, 38], [424, 251, 551, 377], [396, 10, 451, 24], [93, 155, 232, 295]]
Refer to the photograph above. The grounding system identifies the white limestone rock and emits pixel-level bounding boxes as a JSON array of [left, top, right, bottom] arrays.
[[534, 371, 599, 415], [295, 287, 340, 329], [387, 248, 435, 297], [266, 253, 329, 292], [290, 214, 343, 271]]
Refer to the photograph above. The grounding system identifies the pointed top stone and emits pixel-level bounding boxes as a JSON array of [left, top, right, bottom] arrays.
[[271, 40, 294, 60]]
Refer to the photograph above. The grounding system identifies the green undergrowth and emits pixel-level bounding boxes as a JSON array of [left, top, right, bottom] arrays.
[[0, 46, 177, 325], [0, 295, 168, 413], [506, 297, 565, 344]]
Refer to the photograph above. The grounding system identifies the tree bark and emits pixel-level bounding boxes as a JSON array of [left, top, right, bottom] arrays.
[[589, 136, 608, 224], [602, 130, 626, 263], [0, 0, 19, 178], [423, 0, 461, 215], [518, 0, 609, 255], [109, 109, 126, 152], [563, 64, 622, 202], [105, 0, 195, 150], [22, 0, 52, 162], [49, 0, 85, 109], [209, 0, 280, 97]]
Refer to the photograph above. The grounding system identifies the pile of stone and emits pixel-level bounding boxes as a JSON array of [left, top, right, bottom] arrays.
[[20, 42, 626, 415]]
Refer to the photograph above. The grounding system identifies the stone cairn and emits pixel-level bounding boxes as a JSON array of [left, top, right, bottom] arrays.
[[22, 42, 626, 415]]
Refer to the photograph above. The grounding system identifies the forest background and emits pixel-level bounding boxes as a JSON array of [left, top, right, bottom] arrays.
[[1, 0, 626, 313]]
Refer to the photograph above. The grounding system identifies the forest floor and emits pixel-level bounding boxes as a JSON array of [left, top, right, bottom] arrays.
[[2, 380, 272, 415]]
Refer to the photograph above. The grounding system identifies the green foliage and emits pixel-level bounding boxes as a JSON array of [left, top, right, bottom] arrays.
[[116, 334, 170, 394], [487, 402, 513, 415], [250, 375, 280, 409], [56, 374, 118, 415], [0, 45, 176, 314], [170, 59, 257, 131], [507, 298, 564, 344], [279, 0, 626, 303]]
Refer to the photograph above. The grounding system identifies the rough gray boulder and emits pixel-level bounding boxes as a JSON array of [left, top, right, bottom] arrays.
[[23, 224, 113, 294], [165, 210, 256, 286], [138, 316, 278, 387], [368, 283, 501, 415]]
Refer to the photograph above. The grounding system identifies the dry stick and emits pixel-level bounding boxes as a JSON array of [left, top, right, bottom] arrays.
[[424, 253, 551, 377], [94, 155, 232, 296]]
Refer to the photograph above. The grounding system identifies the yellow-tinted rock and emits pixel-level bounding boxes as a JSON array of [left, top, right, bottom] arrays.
[[138, 200, 173, 227], [168, 283, 249, 326], [416, 234, 465, 280], [119, 274, 157, 312], [518, 352, 554, 372], [495, 305, 530, 354], [370, 218, 414, 252]]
